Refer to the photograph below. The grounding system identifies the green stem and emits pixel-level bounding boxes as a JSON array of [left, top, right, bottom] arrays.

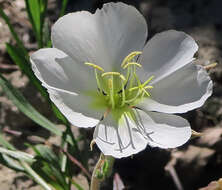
[[90, 153, 115, 190]]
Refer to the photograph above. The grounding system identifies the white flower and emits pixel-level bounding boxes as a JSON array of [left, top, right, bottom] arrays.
[[30, 2, 212, 158]]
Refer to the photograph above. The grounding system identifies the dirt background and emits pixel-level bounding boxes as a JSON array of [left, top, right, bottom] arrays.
[[0, 0, 222, 190]]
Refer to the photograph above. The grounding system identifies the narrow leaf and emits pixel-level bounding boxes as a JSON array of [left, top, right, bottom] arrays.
[[0, 133, 15, 150], [25, 0, 42, 47], [21, 161, 52, 190], [59, 0, 69, 17], [0, 147, 35, 162], [0, 154, 24, 171], [0, 74, 62, 137]]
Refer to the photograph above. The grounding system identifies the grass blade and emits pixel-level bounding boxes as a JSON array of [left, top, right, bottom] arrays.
[[21, 161, 52, 190], [59, 0, 69, 17], [0, 74, 62, 137], [25, 0, 48, 48], [25, 0, 41, 47], [0, 133, 15, 150], [0, 147, 35, 163]]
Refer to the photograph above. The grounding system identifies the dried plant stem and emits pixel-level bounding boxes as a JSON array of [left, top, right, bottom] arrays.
[[90, 153, 115, 190], [165, 154, 183, 190]]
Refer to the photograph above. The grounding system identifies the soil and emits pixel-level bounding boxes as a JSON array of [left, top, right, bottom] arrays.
[[0, 0, 222, 190]]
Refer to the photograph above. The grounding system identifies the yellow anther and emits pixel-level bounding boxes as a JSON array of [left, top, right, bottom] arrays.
[[144, 85, 153, 89], [102, 72, 121, 77], [101, 72, 126, 81], [84, 62, 104, 72], [119, 74, 126, 81], [121, 51, 142, 67], [123, 62, 142, 69], [129, 86, 139, 92]]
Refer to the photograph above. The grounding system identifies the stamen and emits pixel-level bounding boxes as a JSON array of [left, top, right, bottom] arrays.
[[102, 72, 126, 81], [129, 86, 139, 92], [94, 69, 102, 90], [121, 51, 142, 67], [142, 88, 150, 97], [102, 72, 120, 77], [142, 75, 154, 87], [119, 74, 126, 81], [85, 62, 104, 72], [144, 85, 153, 89], [123, 62, 142, 69]]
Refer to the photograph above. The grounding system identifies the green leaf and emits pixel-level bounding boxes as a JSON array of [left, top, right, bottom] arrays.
[[0, 154, 25, 172], [25, 0, 48, 48], [21, 161, 52, 190], [0, 74, 63, 137], [0, 147, 35, 163], [0, 8, 27, 56], [59, 0, 69, 17], [25, 0, 41, 47], [0, 133, 24, 171], [32, 145, 59, 163], [30, 145, 70, 190], [0, 133, 15, 150]]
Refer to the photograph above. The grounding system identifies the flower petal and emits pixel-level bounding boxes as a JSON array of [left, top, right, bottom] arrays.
[[139, 30, 198, 83], [30, 48, 95, 94], [30, 48, 102, 128], [47, 89, 101, 128], [93, 113, 147, 158], [140, 63, 213, 113], [134, 109, 191, 148], [51, 2, 147, 71]]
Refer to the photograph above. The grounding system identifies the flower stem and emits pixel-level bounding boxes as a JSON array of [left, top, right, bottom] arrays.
[[90, 153, 115, 190]]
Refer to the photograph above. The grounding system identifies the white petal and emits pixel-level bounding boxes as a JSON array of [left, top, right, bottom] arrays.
[[51, 2, 147, 71], [135, 109, 191, 148], [140, 63, 213, 113], [30, 48, 95, 94], [93, 113, 147, 158], [47, 89, 101, 128], [139, 30, 198, 83], [31, 48, 101, 128]]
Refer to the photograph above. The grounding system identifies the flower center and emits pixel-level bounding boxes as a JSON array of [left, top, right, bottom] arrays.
[[85, 51, 154, 119]]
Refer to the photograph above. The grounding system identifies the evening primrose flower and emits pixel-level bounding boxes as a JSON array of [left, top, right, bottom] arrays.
[[30, 2, 212, 158]]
